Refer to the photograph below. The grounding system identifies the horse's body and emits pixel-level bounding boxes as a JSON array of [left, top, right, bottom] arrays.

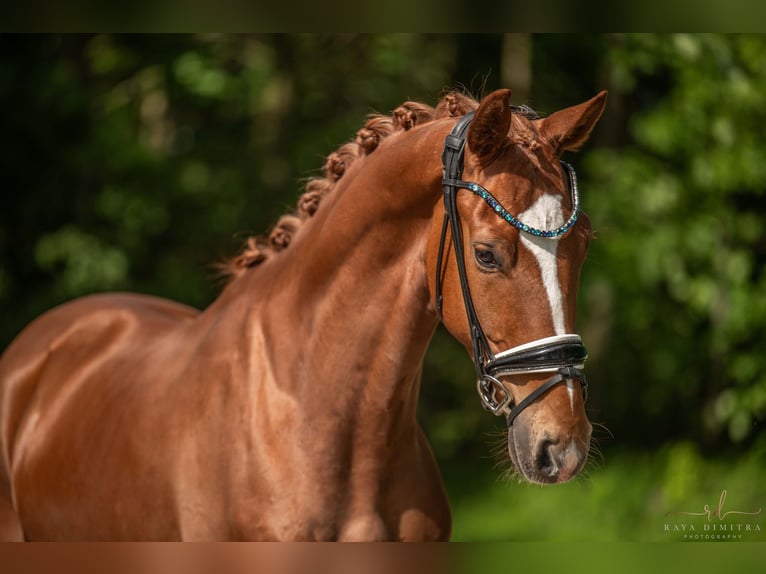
[[0, 89, 606, 540]]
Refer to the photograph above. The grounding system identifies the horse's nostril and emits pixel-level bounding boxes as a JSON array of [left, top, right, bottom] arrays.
[[536, 437, 560, 477]]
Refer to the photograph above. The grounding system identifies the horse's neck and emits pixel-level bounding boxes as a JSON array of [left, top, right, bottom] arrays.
[[233, 126, 444, 430], [187, 127, 449, 534]]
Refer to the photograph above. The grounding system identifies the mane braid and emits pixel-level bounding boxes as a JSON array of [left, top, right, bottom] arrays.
[[217, 91, 480, 284]]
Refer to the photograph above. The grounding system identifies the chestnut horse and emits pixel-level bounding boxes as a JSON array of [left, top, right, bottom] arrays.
[[0, 88, 606, 541]]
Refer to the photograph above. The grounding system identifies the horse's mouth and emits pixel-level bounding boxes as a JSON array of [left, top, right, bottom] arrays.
[[507, 425, 587, 485]]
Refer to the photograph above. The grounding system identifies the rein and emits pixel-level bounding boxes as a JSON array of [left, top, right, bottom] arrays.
[[435, 111, 588, 424]]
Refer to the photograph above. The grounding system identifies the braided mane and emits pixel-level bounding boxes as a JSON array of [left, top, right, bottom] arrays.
[[219, 91, 480, 283]]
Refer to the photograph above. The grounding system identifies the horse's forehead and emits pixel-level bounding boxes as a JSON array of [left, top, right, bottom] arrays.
[[518, 193, 565, 229], [489, 150, 568, 211]]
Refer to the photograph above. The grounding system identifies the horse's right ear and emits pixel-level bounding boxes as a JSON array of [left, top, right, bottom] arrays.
[[467, 89, 512, 166], [540, 91, 608, 153]]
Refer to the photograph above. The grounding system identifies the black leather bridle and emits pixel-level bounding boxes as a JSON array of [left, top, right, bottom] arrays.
[[435, 111, 589, 424]]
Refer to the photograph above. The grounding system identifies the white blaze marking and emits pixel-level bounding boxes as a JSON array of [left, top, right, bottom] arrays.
[[518, 194, 566, 336], [518, 194, 575, 411]]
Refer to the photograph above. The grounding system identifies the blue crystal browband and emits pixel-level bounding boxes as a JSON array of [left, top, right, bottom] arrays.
[[442, 160, 580, 239]]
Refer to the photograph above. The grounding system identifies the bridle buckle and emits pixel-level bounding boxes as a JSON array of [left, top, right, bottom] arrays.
[[477, 375, 513, 416]]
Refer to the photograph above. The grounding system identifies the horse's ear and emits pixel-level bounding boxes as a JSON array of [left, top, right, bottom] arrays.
[[540, 91, 608, 153], [467, 89, 513, 165]]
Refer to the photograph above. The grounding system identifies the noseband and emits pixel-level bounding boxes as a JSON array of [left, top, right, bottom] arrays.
[[435, 110, 588, 425]]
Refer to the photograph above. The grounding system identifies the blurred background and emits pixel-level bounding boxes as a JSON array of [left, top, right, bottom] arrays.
[[1, 34, 764, 541]]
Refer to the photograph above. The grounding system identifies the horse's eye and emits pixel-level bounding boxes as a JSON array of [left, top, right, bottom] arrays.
[[474, 246, 499, 269]]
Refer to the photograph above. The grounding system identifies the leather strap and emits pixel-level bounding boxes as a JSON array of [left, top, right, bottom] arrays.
[[506, 368, 587, 425]]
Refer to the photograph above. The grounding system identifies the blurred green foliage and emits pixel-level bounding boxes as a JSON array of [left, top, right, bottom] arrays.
[[582, 34, 766, 448], [1, 34, 764, 541], [446, 438, 766, 541]]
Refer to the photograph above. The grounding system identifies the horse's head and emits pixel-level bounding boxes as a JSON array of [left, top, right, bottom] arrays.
[[429, 89, 607, 484]]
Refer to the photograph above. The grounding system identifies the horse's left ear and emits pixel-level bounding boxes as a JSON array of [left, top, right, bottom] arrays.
[[541, 91, 608, 153], [467, 89, 513, 165]]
